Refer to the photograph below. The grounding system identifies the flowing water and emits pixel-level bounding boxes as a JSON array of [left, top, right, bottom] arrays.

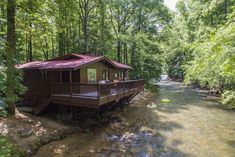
[[34, 81, 235, 157]]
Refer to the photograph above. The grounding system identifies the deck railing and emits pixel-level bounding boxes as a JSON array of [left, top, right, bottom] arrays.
[[50, 79, 144, 98]]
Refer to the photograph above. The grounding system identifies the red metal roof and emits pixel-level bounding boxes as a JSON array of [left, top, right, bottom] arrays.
[[17, 54, 133, 70], [111, 60, 133, 70]]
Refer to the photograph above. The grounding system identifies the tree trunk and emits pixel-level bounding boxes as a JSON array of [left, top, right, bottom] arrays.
[[58, 32, 65, 56], [0, 3, 5, 33], [116, 8, 121, 62], [6, 0, 16, 115], [51, 30, 55, 57], [131, 7, 142, 68], [124, 43, 127, 64], [28, 22, 33, 61], [28, 0, 33, 61], [99, 0, 105, 55], [25, 34, 28, 61], [43, 37, 49, 60], [66, 15, 70, 54], [117, 39, 121, 62], [131, 42, 136, 68], [57, 0, 66, 56], [83, 0, 89, 53]]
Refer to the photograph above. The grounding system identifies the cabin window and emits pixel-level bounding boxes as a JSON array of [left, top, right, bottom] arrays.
[[102, 70, 110, 80], [119, 71, 124, 80], [87, 69, 97, 84], [62, 71, 69, 82], [114, 72, 118, 78], [72, 70, 80, 82], [51, 71, 60, 82]]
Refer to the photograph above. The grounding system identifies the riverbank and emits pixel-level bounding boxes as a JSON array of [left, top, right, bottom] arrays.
[[0, 111, 77, 156], [169, 79, 235, 110], [0, 91, 150, 157]]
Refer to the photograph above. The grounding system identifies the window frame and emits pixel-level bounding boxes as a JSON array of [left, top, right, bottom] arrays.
[[87, 68, 97, 84], [102, 69, 110, 80]]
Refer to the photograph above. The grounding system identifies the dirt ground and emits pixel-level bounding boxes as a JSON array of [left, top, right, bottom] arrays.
[[0, 111, 77, 156]]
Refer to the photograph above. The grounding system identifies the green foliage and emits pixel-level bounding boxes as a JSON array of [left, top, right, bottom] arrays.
[[162, 0, 235, 106], [128, 32, 163, 83], [1, 0, 171, 87], [184, 20, 235, 90], [0, 98, 8, 118], [0, 0, 174, 116], [0, 63, 25, 115], [11, 69, 26, 98], [0, 109, 8, 118], [0, 66, 6, 94], [222, 91, 235, 109], [0, 136, 26, 157]]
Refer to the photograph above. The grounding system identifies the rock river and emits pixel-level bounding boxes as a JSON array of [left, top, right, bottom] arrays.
[[33, 81, 235, 157]]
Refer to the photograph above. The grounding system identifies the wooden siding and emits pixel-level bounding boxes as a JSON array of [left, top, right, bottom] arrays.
[[80, 61, 126, 83], [20, 60, 141, 115], [22, 69, 43, 107]]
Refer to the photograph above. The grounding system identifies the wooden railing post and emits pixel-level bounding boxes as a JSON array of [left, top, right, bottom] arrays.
[[70, 70, 72, 97], [49, 79, 144, 99], [97, 84, 101, 98]]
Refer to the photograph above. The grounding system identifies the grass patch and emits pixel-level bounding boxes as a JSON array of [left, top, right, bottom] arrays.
[[0, 136, 26, 157]]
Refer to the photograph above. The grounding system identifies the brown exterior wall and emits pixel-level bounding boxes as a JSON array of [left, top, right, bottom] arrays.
[[21, 61, 128, 106], [79, 61, 126, 83], [22, 69, 44, 107]]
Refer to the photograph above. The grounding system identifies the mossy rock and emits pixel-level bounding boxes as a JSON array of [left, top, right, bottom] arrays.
[[161, 99, 170, 103]]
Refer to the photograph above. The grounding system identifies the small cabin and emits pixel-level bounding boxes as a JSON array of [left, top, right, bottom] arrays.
[[17, 53, 144, 115]]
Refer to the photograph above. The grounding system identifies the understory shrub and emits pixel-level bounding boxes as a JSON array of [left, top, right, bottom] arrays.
[[0, 66, 6, 94], [0, 136, 26, 157], [222, 90, 235, 109], [0, 108, 8, 118]]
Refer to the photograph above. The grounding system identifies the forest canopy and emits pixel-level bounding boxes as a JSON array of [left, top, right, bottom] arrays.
[[0, 0, 171, 81], [162, 0, 235, 108], [0, 0, 235, 113]]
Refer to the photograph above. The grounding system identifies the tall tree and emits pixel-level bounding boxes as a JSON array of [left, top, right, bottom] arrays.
[[5, 0, 16, 114]]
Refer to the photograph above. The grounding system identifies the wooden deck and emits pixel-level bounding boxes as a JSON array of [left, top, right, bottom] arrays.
[[33, 80, 144, 115], [50, 80, 144, 106]]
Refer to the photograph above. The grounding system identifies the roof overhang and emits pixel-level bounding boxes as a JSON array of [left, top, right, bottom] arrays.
[[16, 53, 133, 71]]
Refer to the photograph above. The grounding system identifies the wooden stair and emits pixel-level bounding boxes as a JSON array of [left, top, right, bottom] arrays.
[[33, 97, 52, 115], [119, 92, 139, 105]]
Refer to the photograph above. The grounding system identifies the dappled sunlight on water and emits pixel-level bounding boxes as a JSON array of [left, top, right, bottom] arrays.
[[34, 81, 235, 157]]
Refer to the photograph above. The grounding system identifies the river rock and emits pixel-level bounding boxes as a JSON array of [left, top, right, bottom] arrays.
[[147, 102, 158, 109], [40, 137, 50, 143], [144, 132, 153, 137], [120, 132, 140, 143], [140, 126, 155, 136], [89, 149, 95, 153], [20, 128, 33, 138], [111, 135, 119, 141]]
